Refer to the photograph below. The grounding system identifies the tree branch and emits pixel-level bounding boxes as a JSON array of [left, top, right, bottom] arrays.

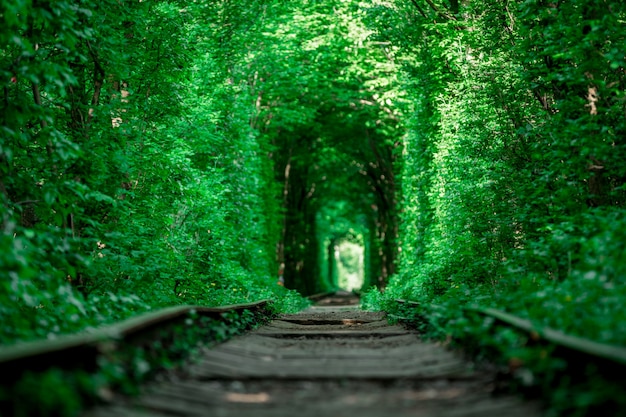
[[532, 88, 552, 112], [88, 42, 105, 107], [87, 41, 106, 127], [31, 81, 54, 158], [423, 0, 457, 21], [15, 199, 41, 206], [409, 0, 428, 19]]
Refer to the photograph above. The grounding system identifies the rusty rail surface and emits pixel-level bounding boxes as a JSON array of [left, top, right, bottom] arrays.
[[0, 299, 271, 382]]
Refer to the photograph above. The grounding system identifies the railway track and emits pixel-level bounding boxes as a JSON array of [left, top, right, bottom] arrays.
[[2, 292, 625, 416], [84, 291, 540, 417]]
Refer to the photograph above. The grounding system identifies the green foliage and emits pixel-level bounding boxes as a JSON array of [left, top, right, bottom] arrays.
[[365, 0, 626, 413], [373, 0, 626, 344], [252, 0, 405, 293], [0, 0, 303, 345], [316, 200, 368, 291], [2, 369, 98, 417], [5, 2, 626, 413]]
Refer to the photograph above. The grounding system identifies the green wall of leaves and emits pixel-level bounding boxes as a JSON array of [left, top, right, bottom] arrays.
[[370, 0, 626, 346], [0, 0, 305, 344]]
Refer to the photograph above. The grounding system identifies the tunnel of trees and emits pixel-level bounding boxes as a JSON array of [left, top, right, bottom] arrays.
[[2, 0, 626, 347]]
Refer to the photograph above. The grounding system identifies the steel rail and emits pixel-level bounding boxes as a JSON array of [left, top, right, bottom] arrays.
[[0, 299, 271, 380], [394, 299, 626, 366], [469, 306, 626, 366]]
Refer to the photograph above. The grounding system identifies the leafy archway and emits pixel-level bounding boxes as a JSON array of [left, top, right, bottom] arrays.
[[250, 0, 404, 294]]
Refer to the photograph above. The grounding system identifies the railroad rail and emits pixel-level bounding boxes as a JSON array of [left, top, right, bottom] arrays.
[[0, 292, 330, 382], [394, 298, 626, 365], [394, 298, 626, 415], [0, 300, 271, 379], [0, 299, 273, 416]]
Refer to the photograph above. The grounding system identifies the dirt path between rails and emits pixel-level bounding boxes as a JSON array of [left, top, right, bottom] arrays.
[[86, 294, 541, 417]]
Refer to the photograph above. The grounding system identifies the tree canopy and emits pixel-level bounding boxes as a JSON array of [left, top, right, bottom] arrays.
[[2, 0, 626, 361]]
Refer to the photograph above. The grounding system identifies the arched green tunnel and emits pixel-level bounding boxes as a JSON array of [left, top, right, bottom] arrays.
[[275, 127, 400, 295], [255, 2, 403, 296]]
